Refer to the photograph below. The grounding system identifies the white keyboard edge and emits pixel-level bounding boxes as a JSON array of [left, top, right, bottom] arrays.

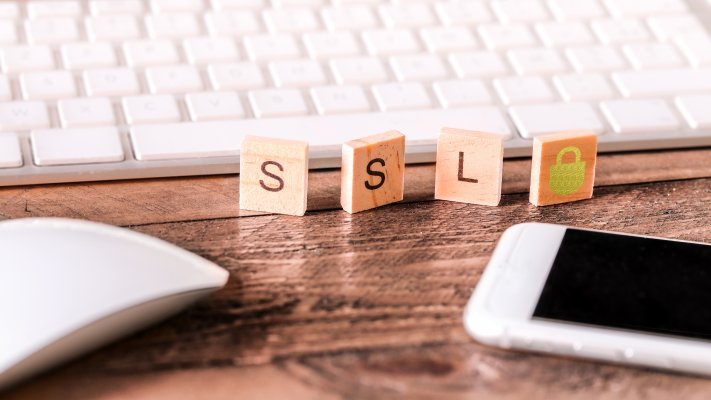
[[2, 129, 711, 187]]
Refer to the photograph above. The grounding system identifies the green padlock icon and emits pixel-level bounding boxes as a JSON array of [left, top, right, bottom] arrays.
[[549, 146, 585, 195]]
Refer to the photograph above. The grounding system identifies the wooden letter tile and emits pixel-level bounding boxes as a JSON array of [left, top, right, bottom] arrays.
[[529, 130, 598, 206], [239, 136, 308, 216], [434, 128, 504, 206], [341, 130, 405, 214]]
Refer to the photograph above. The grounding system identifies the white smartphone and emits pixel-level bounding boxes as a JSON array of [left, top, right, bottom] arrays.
[[464, 223, 711, 376]]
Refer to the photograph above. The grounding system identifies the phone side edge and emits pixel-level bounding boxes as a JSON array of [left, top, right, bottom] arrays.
[[463, 223, 566, 346]]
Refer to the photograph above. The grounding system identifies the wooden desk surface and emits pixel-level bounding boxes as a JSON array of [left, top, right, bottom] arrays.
[[4, 149, 711, 399]]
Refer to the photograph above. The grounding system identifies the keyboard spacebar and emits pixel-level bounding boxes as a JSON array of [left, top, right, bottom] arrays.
[[129, 108, 512, 161]]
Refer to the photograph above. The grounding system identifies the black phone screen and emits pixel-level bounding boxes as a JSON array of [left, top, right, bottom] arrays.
[[533, 229, 711, 341]]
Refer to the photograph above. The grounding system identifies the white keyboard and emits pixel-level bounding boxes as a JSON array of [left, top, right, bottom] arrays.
[[2, 0, 711, 186]]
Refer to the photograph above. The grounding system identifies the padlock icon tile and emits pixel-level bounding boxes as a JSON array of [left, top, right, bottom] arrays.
[[549, 146, 585, 195], [529, 130, 598, 206]]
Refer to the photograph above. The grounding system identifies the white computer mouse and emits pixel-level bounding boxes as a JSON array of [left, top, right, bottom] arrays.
[[0, 218, 229, 390]]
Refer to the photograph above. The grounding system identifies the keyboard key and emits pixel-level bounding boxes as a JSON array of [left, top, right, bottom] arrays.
[[478, 24, 538, 49], [184, 37, 240, 64], [123, 40, 180, 67], [510, 103, 604, 138], [186, 92, 246, 121], [492, 0, 549, 23], [27, 1, 82, 19], [244, 34, 301, 61], [566, 46, 627, 72], [435, 2, 493, 25], [0, 3, 20, 19], [553, 73, 616, 101], [1, 45, 55, 74], [675, 33, 711, 66], [146, 13, 202, 39], [535, 22, 596, 46], [85, 15, 142, 42], [0, 21, 17, 44], [546, 0, 606, 19], [269, 60, 327, 88], [211, 0, 265, 10], [591, 19, 650, 44], [151, 0, 205, 13], [204, 11, 261, 36], [208, 62, 266, 90], [332, 0, 381, 5], [83, 68, 141, 97], [378, 4, 436, 28], [58, 97, 116, 128], [622, 43, 684, 69], [20, 71, 77, 101], [363, 29, 420, 55], [321, 6, 378, 30], [420, 27, 478, 52], [602, 0, 687, 17], [263, 8, 320, 33], [390, 54, 449, 81], [249, 89, 309, 118], [310, 85, 371, 115], [25, 18, 79, 45], [231, 0, 267, 9], [303, 32, 360, 59], [648, 15, 707, 42], [675, 95, 711, 129], [146, 66, 204, 94], [122, 95, 182, 124], [131, 121, 242, 161], [330, 57, 389, 84], [273, 0, 325, 7], [31, 127, 124, 166], [89, 0, 145, 15], [449, 51, 508, 78], [0, 101, 50, 131], [612, 68, 711, 97], [0, 133, 22, 168], [494, 76, 556, 105], [372, 83, 433, 111], [0, 75, 10, 101], [61, 43, 117, 70], [508, 48, 568, 75], [433, 79, 493, 108], [601, 99, 681, 133]]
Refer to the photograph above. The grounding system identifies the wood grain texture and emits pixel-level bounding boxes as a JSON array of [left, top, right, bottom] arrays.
[[4, 170, 711, 399]]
